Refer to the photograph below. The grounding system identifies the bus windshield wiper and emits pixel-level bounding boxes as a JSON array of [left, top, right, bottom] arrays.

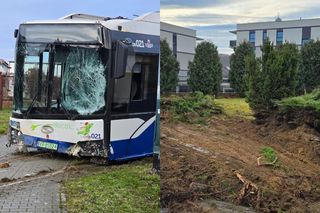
[[60, 102, 77, 120], [25, 94, 38, 119]]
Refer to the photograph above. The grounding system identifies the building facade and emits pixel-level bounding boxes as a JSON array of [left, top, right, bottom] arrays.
[[0, 59, 10, 74], [0, 59, 14, 106], [160, 22, 197, 92], [230, 17, 320, 57]]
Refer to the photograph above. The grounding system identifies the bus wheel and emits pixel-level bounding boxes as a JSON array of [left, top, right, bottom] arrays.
[[90, 157, 108, 165]]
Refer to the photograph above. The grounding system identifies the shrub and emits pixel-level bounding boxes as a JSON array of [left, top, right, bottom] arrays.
[[277, 88, 320, 112], [160, 39, 180, 93], [229, 41, 255, 97], [245, 40, 299, 111], [188, 42, 222, 95], [161, 92, 223, 123], [299, 40, 320, 93]]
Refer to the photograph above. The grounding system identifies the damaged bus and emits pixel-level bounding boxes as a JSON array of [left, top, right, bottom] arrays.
[[8, 12, 160, 161]]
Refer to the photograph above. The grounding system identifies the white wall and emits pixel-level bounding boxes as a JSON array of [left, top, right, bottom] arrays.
[[177, 53, 194, 70], [284, 28, 302, 44], [237, 31, 249, 45], [178, 70, 188, 85], [237, 18, 320, 31], [160, 22, 196, 38], [255, 30, 263, 46], [160, 31, 173, 48], [311, 27, 320, 40], [267, 30, 276, 44], [177, 35, 196, 54], [160, 22, 197, 91], [255, 47, 262, 58]]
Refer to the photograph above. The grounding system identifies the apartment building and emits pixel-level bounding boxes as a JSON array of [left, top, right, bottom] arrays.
[[230, 17, 320, 57], [160, 22, 198, 92]]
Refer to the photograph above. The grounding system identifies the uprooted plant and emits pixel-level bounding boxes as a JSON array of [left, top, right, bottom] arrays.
[[258, 146, 278, 167], [161, 92, 223, 124]]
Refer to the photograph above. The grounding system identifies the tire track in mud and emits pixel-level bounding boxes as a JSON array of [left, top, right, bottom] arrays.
[[161, 116, 320, 212]]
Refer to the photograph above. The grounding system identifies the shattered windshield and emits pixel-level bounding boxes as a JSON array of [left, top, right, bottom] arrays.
[[13, 43, 108, 116], [62, 48, 107, 114]]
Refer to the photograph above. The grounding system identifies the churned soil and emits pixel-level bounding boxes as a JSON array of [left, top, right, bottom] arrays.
[[160, 115, 320, 213]]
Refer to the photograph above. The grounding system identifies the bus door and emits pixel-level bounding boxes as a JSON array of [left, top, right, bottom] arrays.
[[109, 54, 159, 160]]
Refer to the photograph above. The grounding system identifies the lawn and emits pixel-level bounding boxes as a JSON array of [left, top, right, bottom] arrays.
[[215, 98, 254, 119], [63, 160, 160, 213], [0, 108, 11, 134]]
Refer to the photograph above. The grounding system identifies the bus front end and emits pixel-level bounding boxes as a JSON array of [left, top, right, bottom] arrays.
[[8, 12, 160, 161], [8, 22, 110, 157]]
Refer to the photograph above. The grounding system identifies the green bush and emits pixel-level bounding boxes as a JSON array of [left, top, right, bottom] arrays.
[[299, 40, 320, 93], [188, 42, 222, 95], [230, 41, 255, 97], [162, 92, 223, 123], [277, 88, 320, 112], [160, 39, 180, 93], [245, 40, 299, 111]]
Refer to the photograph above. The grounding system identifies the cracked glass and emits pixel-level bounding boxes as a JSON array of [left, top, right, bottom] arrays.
[[14, 43, 107, 116], [61, 47, 107, 114]]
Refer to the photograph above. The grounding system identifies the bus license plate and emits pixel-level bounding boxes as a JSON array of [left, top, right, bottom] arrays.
[[38, 141, 58, 150]]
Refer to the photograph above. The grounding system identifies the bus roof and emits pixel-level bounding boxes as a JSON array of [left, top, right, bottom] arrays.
[[22, 12, 160, 36]]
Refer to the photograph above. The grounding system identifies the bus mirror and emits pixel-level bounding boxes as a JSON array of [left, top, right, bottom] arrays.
[[14, 29, 18, 38], [113, 40, 128, 79]]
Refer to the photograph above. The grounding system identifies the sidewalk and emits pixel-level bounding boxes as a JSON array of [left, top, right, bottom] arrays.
[[0, 136, 70, 213], [0, 175, 66, 213]]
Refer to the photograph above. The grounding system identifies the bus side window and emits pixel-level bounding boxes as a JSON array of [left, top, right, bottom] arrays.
[[129, 55, 158, 113], [131, 63, 143, 101], [111, 70, 132, 113]]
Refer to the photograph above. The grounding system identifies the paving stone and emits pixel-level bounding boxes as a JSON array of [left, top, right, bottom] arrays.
[[0, 136, 68, 212]]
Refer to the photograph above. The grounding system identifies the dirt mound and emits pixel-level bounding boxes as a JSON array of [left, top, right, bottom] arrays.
[[161, 115, 320, 212], [256, 108, 320, 132]]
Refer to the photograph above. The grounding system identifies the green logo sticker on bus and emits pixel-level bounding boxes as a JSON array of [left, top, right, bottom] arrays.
[[38, 141, 58, 150], [31, 124, 41, 131], [78, 122, 94, 136]]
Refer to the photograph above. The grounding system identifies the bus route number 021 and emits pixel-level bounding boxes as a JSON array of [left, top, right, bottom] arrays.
[[90, 133, 101, 139]]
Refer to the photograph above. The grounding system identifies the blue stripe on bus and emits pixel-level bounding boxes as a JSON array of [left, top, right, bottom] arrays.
[[23, 135, 73, 153], [108, 121, 155, 161], [22, 120, 155, 161]]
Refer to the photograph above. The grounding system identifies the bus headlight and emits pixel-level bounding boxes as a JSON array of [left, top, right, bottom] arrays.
[[8, 127, 21, 145], [9, 120, 20, 130]]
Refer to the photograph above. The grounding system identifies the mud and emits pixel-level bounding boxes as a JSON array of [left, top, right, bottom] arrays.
[[161, 115, 320, 212]]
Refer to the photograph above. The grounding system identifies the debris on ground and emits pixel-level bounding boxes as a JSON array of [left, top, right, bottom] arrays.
[[161, 114, 320, 212], [0, 162, 10, 168]]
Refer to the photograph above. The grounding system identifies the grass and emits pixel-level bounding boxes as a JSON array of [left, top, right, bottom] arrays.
[[0, 108, 11, 134], [277, 89, 320, 112], [63, 160, 160, 213], [215, 98, 254, 119]]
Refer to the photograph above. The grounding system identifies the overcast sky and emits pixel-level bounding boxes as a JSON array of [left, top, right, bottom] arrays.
[[161, 0, 320, 55], [0, 0, 159, 61]]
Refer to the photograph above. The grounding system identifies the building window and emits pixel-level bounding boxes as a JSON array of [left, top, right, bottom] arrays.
[[172, 33, 177, 58], [263, 30, 267, 42], [276, 29, 283, 45], [302, 27, 311, 45], [249, 30, 255, 46]]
